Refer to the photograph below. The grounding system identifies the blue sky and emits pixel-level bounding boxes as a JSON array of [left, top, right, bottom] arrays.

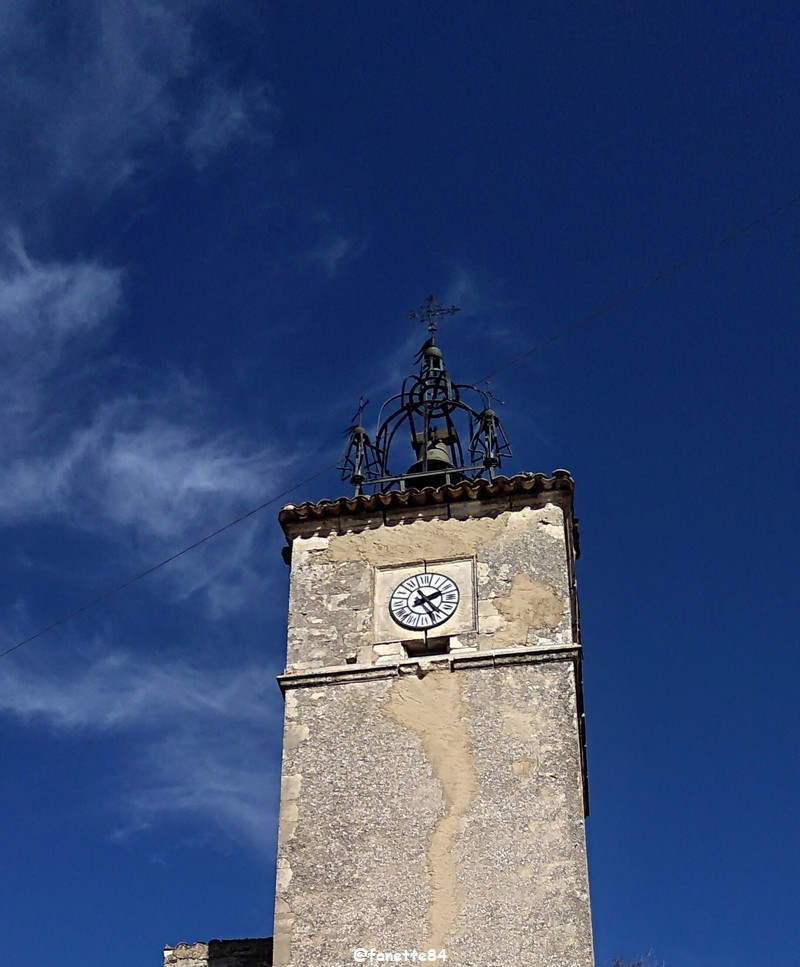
[[1, 3, 798, 965]]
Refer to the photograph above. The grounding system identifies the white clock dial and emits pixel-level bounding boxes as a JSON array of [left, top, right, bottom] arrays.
[[388, 572, 460, 630]]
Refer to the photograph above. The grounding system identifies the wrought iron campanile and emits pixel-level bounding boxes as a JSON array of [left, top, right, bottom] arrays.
[[338, 295, 512, 494]]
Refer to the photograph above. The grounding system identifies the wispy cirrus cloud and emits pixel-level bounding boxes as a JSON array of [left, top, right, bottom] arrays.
[[0, 229, 123, 427], [1, 0, 351, 298], [442, 261, 506, 321], [304, 207, 370, 279], [185, 82, 278, 169], [0, 651, 280, 850], [122, 723, 278, 852], [0, 230, 121, 343], [0, 2, 288, 594], [308, 233, 354, 279], [0, 234, 282, 832], [19, 399, 275, 539], [0, 0, 276, 211], [0, 650, 272, 731], [0, 233, 283, 611], [0, 2, 289, 859]]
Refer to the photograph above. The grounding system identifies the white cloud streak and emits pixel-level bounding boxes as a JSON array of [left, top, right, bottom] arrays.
[[185, 83, 277, 168], [0, 230, 120, 342], [0, 651, 267, 730], [0, 2, 288, 856], [0, 233, 282, 609], [0, 229, 123, 428], [0, 233, 284, 848], [123, 726, 278, 853], [0, 651, 281, 851], [0, 0, 276, 207], [308, 233, 354, 279]]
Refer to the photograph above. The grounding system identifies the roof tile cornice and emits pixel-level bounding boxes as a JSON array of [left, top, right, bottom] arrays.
[[279, 470, 575, 529]]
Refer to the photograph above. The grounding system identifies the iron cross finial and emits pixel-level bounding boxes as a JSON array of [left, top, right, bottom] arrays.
[[350, 396, 369, 427], [408, 294, 461, 336], [482, 380, 506, 408]]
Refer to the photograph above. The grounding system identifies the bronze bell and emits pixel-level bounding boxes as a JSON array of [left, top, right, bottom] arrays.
[[406, 430, 462, 488]]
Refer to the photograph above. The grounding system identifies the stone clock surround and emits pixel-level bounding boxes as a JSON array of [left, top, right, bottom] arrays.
[[374, 556, 475, 649]]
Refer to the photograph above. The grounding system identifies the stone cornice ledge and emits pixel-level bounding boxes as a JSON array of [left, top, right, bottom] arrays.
[[277, 642, 582, 692]]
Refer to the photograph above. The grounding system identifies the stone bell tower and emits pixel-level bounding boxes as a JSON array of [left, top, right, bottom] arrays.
[[272, 298, 594, 967]]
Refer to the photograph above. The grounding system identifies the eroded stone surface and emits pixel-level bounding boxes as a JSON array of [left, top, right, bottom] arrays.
[[284, 501, 575, 672], [273, 662, 593, 966], [273, 490, 593, 967]]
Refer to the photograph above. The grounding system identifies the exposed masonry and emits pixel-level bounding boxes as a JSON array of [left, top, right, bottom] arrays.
[[283, 494, 579, 673], [163, 939, 273, 966], [273, 478, 594, 967]]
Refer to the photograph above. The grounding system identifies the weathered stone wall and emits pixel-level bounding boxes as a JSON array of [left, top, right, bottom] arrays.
[[274, 661, 592, 967], [273, 491, 593, 967], [164, 938, 272, 966], [284, 493, 578, 672]]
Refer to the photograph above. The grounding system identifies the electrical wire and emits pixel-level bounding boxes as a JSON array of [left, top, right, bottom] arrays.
[[0, 465, 335, 661], [2, 190, 799, 662], [476, 191, 800, 385]]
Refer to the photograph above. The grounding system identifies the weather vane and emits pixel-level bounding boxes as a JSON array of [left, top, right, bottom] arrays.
[[408, 294, 461, 336]]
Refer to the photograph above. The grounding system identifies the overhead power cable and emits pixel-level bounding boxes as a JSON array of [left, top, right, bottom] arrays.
[[477, 190, 800, 385], [2, 189, 799, 662], [0, 465, 335, 661]]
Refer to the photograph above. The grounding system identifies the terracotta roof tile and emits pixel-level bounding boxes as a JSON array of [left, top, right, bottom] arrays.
[[279, 470, 575, 527]]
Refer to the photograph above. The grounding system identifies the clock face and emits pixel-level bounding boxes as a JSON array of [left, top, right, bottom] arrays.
[[388, 572, 460, 630]]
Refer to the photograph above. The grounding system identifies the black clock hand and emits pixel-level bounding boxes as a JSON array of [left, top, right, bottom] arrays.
[[415, 588, 443, 605], [413, 593, 441, 615]]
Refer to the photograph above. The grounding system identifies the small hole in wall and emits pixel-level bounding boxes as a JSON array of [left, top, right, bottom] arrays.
[[404, 636, 449, 658]]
